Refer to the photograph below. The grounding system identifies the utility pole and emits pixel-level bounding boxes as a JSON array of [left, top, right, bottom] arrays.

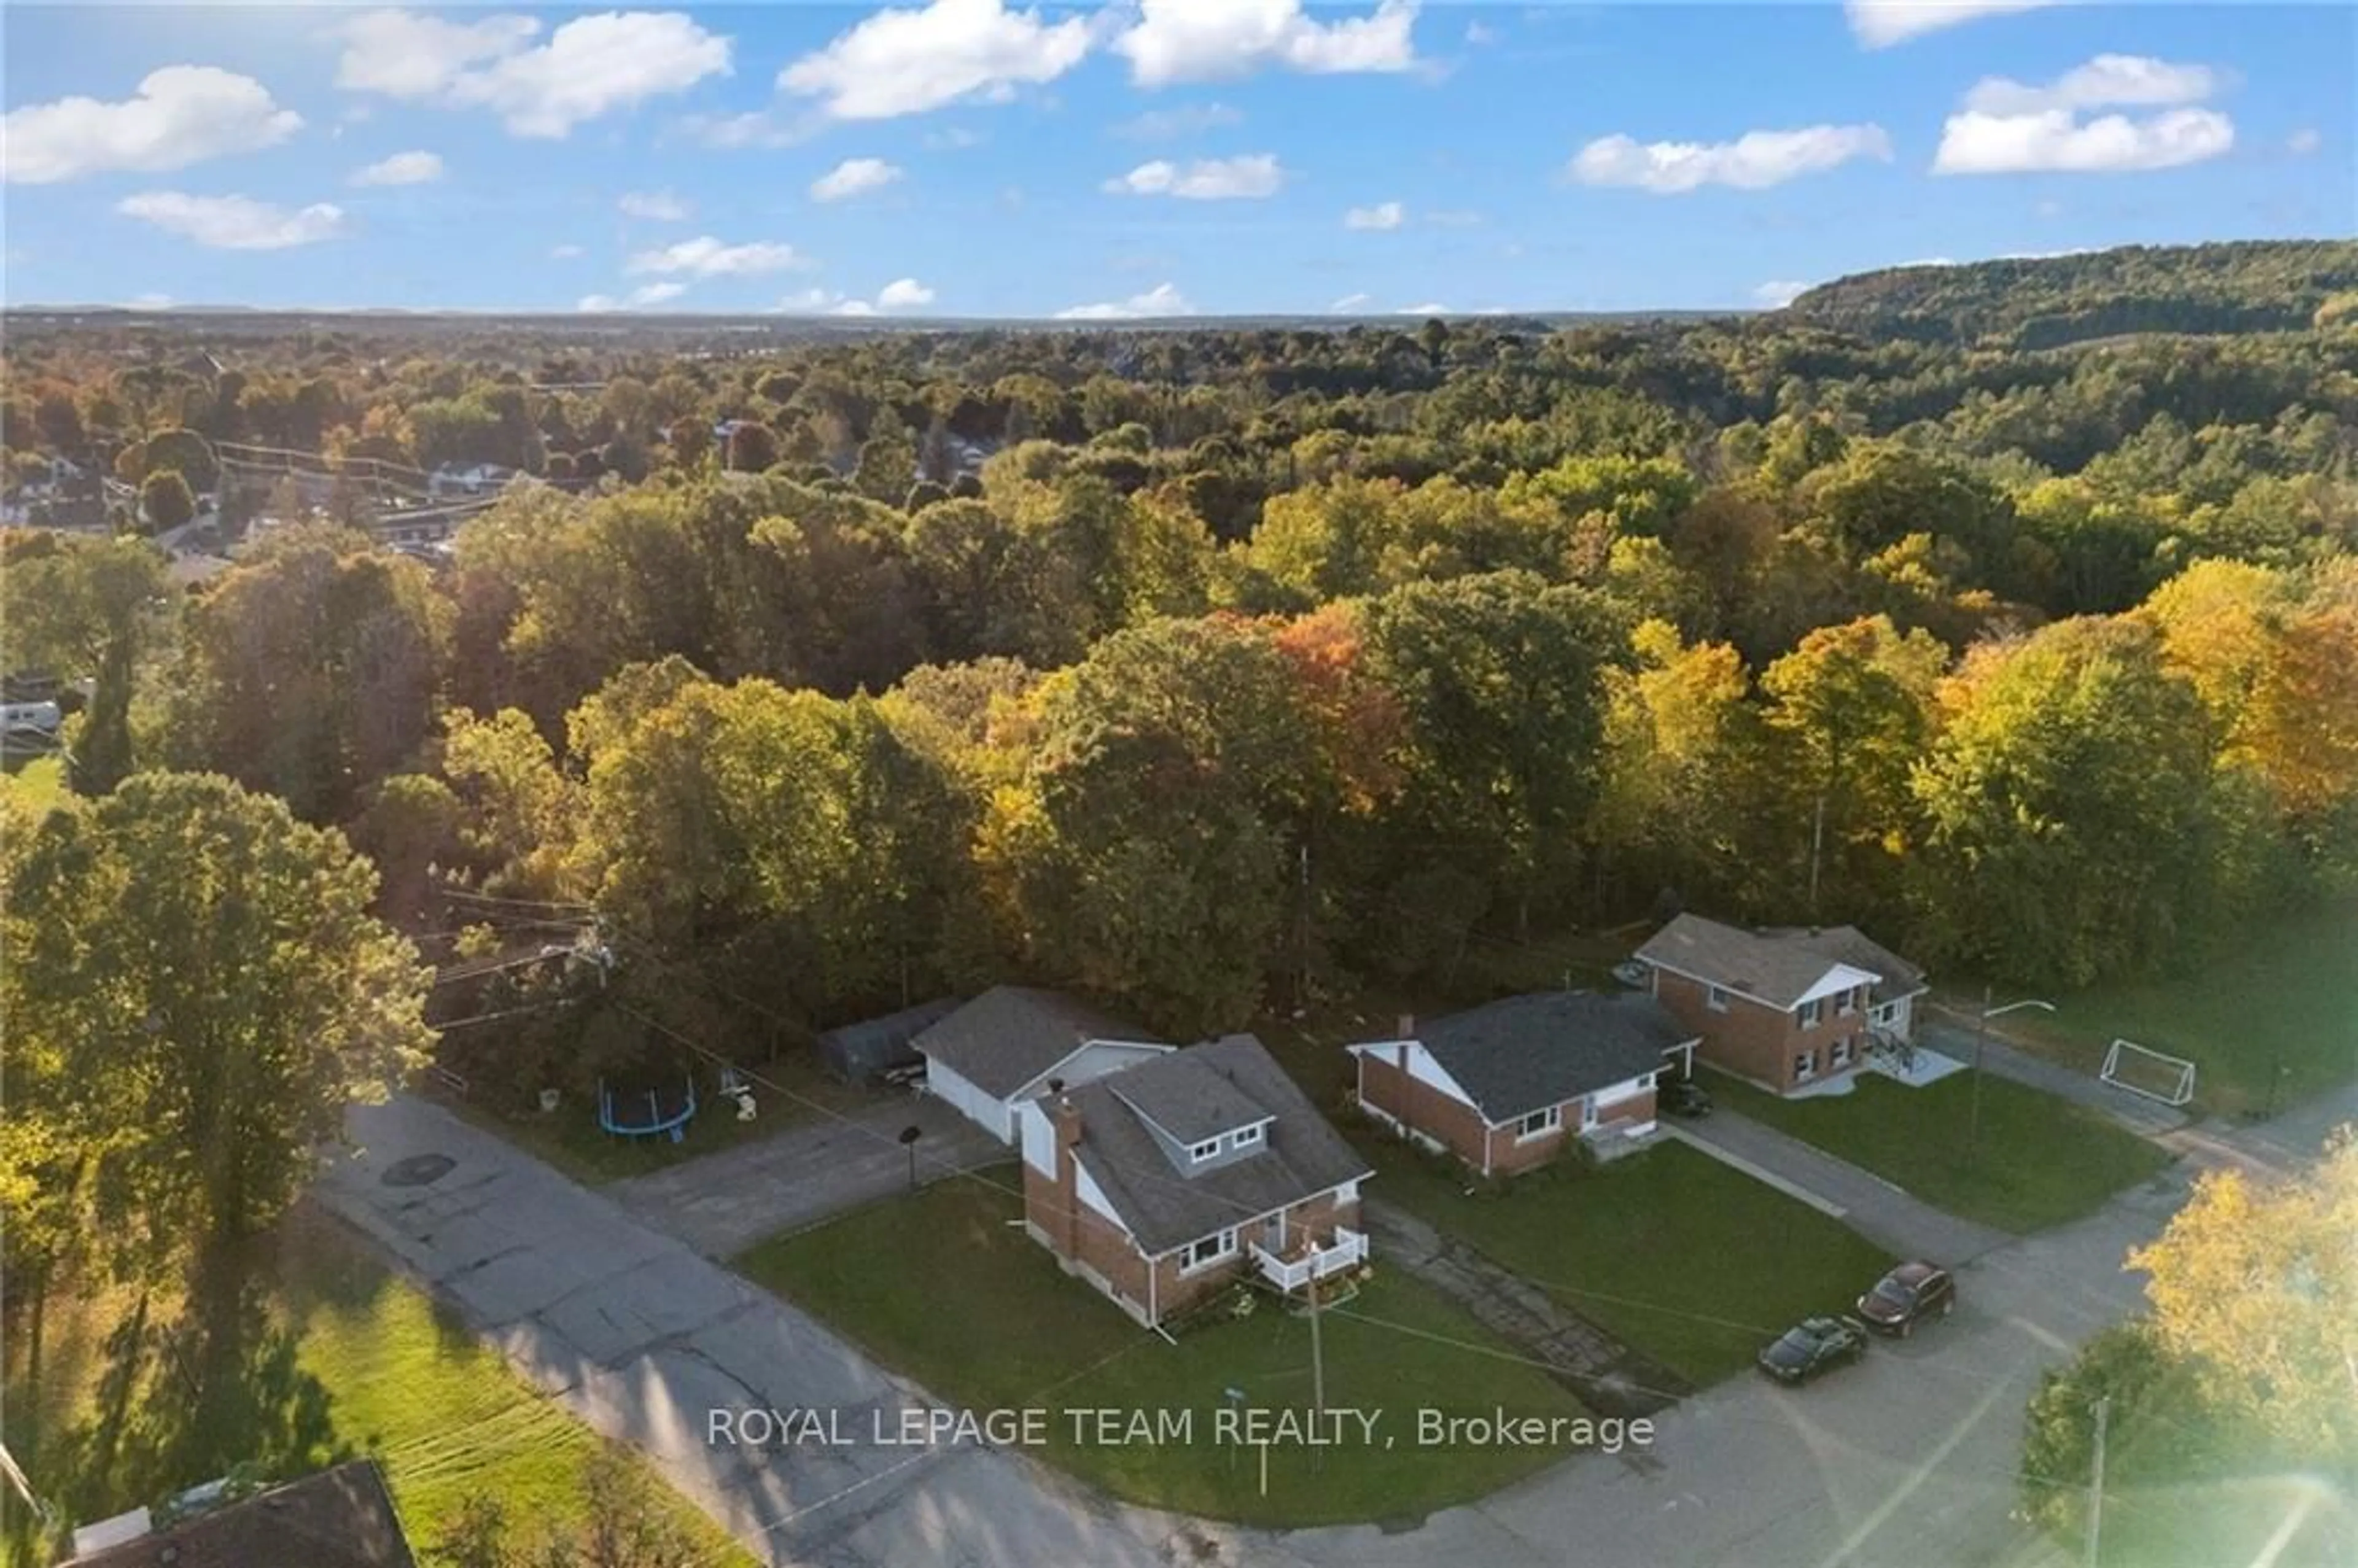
[[1307, 1266, 1327, 1473], [2084, 1395, 2111, 1568], [1968, 992, 2056, 1168]]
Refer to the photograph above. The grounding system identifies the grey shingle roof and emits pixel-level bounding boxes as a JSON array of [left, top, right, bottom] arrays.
[[68, 1461, 416, 1568], [1636, 915, 1926, 1008], [911, 985, 1161, 1100], [1395, 992, 1691, 1124], [1107, 1051, 1269, 1146], [815, 996, 960, 1082], [1062, 1035, 1371, 1256]]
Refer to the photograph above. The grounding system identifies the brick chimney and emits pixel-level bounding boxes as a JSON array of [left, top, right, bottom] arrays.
[[1053, 1095, 1084, 1256]]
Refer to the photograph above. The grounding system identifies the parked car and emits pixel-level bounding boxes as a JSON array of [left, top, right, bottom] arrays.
[[1856, 1261, 1956, 1336], [1662, 1077, 1713, 1117], [1757, 1315, 1869, 1384]]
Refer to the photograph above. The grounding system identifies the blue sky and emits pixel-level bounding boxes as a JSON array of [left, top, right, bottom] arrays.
[[2, 2, 2350, 316]]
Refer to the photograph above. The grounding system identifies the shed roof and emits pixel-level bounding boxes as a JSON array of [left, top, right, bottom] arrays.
[[912, 985, 1162, 1100]]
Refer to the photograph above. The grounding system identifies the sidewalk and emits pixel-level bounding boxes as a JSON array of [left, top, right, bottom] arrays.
[[1665, 1112, 2014, 1265]]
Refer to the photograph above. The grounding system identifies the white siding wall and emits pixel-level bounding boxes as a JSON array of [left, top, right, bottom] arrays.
[[925, 1060, 1014, 1142], [1017, 1100, 1054, 1175]]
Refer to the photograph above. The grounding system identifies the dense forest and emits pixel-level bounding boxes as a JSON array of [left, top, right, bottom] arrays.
[[5, 239, 2356, 1117]]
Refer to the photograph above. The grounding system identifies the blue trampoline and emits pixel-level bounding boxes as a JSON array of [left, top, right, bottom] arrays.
[[597, 1076, 698, 1143]]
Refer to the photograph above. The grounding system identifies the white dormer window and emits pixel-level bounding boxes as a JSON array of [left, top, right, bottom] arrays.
[[1188, 1138, 1221, 1162], [1231, 1124, 1264, 1151]]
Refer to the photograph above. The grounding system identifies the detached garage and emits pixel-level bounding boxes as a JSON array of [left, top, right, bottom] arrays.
[[912, 986, 1170, 1143]]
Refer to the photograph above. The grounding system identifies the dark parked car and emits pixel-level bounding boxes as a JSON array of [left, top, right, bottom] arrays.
[[1856, 1262, 1956, 1336], [1662, 1077, 1713, 1117], [1757, 1316, 1869, 1385]]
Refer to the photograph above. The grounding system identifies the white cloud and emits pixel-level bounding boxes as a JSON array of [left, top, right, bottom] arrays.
[[337, 10, 540, 98], [1330, 291, 1372, 311], [578, 293, 621, 312], [626, 235, 809, 276], [1396, 302, 1449, 315], [1934, 107, 2233, 173], [678, 109, 803, 149], [550, 243, 585, 258], [631, 281, 688, 305], [1104, 153, 1285, 200], [1465, 20, 1499, 45], [1962, 55, 2220, 115], [125, 293, 174, 309], [2289, 128, 2321, 156], [338, 9, 731, 139], [1570, 123, 1893, 193], [1345, 200, 1406, 230], [1111, 102, 1245, 140], [618, 189, 692, 220], [1936, 53, 2235, 174], [3, 66, 302, 185], [116, 191, 346, 250], [1753, 279, 1811, 306], [811, 157, 905, 201], [350, 149, 445, 186], [774, 278, 937, 314], [779, 0, 1094, 122], [1115, 0, 1420, 87], [1845, 0, 2058, 49], [1056, 281, 1194, 320]]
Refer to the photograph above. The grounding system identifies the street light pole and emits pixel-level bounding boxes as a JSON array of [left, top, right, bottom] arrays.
[[1967, 990, 2056, 1167]]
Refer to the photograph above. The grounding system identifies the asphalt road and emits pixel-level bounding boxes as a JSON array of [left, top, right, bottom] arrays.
[[313, 1084, 2358, 1568]]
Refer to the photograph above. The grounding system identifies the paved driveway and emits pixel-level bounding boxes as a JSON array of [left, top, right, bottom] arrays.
[[604, 1095, 1005, 1258], [316, 1085, 2358, 1568], [1668, 1111, 2015, 1263]]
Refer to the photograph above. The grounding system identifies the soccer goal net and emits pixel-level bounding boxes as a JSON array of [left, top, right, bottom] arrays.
[[2101, 1039, 2198, 1107]]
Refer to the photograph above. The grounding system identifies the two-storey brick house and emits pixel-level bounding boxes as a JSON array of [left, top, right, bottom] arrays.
[[1633, 915, 1928, 1095]]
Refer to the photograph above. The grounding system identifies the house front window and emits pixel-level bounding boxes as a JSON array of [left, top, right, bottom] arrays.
[[1871, 1002, 1897, 1027], [1831, 1036, 1853, 1068], [1706, 985, 1730, 1014], [1181, 1228, 1239, 1273], [1794, 1049, 1818, 1083], [1799, 998, 1824, 1029], [1836, 988, 1857, 1017], [1517, 1106, 1563, 1141], [1188, 1139, 1220, 1163], [1232, 1124, 1264, 1152]]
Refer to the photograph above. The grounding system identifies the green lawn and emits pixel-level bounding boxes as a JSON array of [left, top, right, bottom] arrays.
[[737, 1175, 1596, 1529], [1, 1212, 752, 1568], [2004, 901, 2358, 1119], [1356, 1135, 1895, 1386], [1705, 1069, 2173, 1234]]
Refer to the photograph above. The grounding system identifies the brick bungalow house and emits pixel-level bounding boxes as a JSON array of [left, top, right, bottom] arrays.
[[912, 985, 1172, 1143], [1345, 992, 1696, 1177], [1016, 1034, 1372, 1328], [1634, 914, 1928, 1095]]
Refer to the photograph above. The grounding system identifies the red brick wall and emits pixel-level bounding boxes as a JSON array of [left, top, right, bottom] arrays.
[[1357, 1046, 1494, 1168], [1025, 1114, 1364, 1325], [1652, 970, 1870, 1093]]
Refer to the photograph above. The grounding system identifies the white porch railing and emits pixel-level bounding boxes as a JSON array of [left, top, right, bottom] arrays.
[[1250, 1226, 1368, 1292]]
